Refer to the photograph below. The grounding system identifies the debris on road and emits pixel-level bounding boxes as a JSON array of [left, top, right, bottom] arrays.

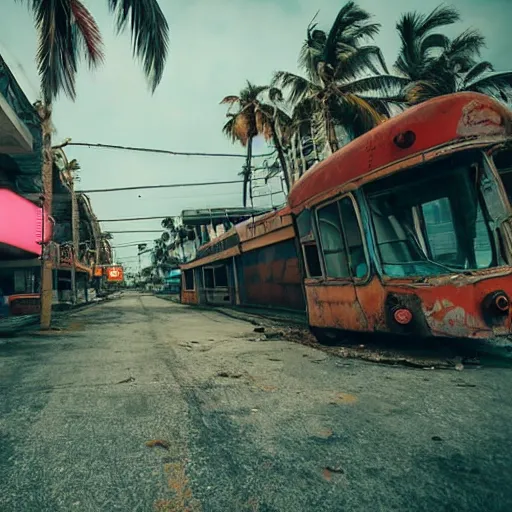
[[117, 376, 135, 384], [216, 370, 243, 379], [145, 439, 170, 450]]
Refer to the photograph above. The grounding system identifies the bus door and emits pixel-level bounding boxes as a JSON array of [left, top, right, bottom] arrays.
[[305, 195, 369, 332]]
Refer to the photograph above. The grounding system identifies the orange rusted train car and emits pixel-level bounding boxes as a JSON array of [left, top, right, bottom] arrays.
[[183, 92, 512, 344], [180, 207, 305, 311]]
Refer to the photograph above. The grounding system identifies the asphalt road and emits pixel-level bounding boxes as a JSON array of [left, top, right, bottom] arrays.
[[1, 292, 512, 512]]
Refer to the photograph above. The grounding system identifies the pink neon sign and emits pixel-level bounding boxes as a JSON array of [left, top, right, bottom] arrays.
[[0, 189, 52, 255]]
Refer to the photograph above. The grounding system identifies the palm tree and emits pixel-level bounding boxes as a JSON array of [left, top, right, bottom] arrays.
[[22, 0, 169, 103], [221, 81, 292, 206], [395, 5, 512, 105], [272, 2, 407, 155], [20, 0, 169, 328]]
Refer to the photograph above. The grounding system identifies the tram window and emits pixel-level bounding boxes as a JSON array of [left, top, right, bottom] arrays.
[[297, 209, 322, 277], [421, 198, 459, 263], [204, 268, 214, 288], [214, 266, 228, 287], [317, 202, 350, 278], [339, 198, 368, 279], [303, 243, 322, 277], [184, 270, 195, 290]]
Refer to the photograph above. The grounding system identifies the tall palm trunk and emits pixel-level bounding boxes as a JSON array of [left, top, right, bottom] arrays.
[[243, 137, 254, 207], [270, 121, 291, 194], [325, 110, 340, 154], [38, 103, 53, 329], [298, 133, 307, 178]]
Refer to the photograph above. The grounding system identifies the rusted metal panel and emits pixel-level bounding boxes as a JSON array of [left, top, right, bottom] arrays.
[[181, 290, 198, 305], [240, 225, 295, 253], [240, 239, 305, 311], [236, 206, 293, 243], [180, 246, 240, 270], [289, 93, 512, 213], [305, 282, 368, 331], [385, 274, 512, 338]]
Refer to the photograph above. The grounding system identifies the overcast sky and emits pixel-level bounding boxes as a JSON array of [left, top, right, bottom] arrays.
[[1, 0, 510, 270]]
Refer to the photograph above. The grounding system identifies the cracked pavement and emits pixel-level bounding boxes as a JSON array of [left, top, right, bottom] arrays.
[[1, 292, 512, 511]]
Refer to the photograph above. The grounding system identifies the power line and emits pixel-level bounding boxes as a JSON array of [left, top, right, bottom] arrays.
[[111, 240, 155, 248], [99, 215, 170, 222], [109, 230, 164, 234], [56, 141, 276, 159], [78, 179, 243, 194]]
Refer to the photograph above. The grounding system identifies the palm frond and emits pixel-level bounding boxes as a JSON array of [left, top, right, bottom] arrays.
[[324, 1, 378, 66], [395, 6, 459, 80], [268, 87, 284, 102], [240, 81, 269, 102], [30, 0, 78, 103], [336, 45, 389, 80], [70, 0, 104, 68], [463, 61, 494, 86], [107, 0, 169, 92], [222, 113, 251, 146], [341, 23, 381, 44], [420, 33, 450, 55], [220, 95, 240, 105], [417, 5, 460, 38], [272, 71, 316, 105], [331, 93, 382, 140], [339, 74, 410, 96], [464, 71, 512, 96], [405, 79, 445, 105], [444, 29, 485, 63], [299, 26, 326, 82]]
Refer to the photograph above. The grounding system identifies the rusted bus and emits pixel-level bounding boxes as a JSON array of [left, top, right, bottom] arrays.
[[290, 92, 512, 343], [234, 208, 305, 311], [180, 228, 240, 307], [179, 207, 306, 311]]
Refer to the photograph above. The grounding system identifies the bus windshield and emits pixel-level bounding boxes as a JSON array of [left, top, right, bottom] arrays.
[[365, 152, 497, 278], [493, 148, 512, 203]]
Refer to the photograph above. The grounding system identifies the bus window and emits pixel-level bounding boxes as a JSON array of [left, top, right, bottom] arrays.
[[317, 202, 350, 278], [339, 197, 369, 279], [296, 209, 322, 278], [493, 149, 512, 202]]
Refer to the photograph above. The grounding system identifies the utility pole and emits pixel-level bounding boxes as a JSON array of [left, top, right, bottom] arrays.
[[70, 181, 79, 305]]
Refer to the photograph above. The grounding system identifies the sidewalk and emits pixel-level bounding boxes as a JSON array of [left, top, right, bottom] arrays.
[[0, 315, 39, 336], [0, 294, 120, 337]]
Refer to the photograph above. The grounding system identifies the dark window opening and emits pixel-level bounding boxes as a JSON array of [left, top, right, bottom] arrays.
[[184, 270, 194, 290], [214, 266, 228, 287], [303, 243, 322, 277], [494, 148, 512, 202], [204, 268, 214, 288]]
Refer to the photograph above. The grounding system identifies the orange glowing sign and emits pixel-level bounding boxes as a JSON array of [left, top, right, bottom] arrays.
[[106, 266, 124, 282], [94, 267, 103, 277]]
